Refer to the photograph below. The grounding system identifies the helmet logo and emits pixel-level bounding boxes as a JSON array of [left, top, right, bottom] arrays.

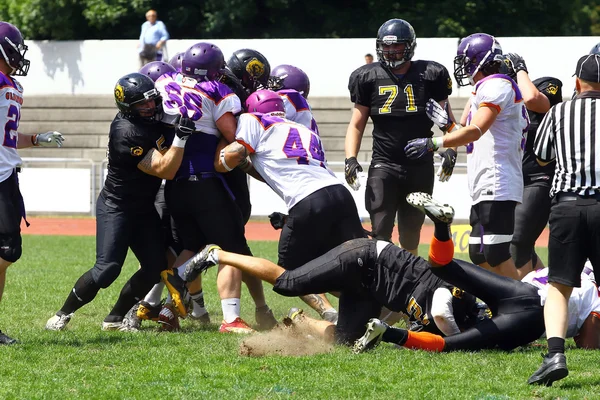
[[114, 84, 125, 102], [130, 146, 144, 156], [382, 35, 397, 45], [546, 84, 558, 95], [246, 58, 265, 78]]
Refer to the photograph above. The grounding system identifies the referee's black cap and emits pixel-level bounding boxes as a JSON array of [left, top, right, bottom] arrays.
[[574, 54, 600, 83]]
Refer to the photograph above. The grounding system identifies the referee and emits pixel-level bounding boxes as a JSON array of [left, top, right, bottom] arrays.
[[529, 54, 600, 386]]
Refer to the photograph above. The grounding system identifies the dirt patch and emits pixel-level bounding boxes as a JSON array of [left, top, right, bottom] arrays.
[[239, 325, 333, 357]]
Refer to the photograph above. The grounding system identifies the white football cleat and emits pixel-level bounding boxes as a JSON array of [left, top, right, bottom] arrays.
[[101, 320, 139, 332], [353, 318, 388, 354], [45, 313, 73, 331], [406, 192, 454, 224]]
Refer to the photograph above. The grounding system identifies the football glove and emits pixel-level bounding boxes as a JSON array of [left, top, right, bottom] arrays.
[[437, 148, 457, 182], [174, 115, 195, 139], [268, 212, 288, 230], [34, 131, 64, 147], [344, 157, 363, 191], [505, 53, 528, 74], [426, 99, 455, 132], [404, 138, 440, 160]]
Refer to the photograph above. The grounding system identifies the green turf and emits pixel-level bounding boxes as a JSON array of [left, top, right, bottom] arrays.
[[1, 236, 598, 399]]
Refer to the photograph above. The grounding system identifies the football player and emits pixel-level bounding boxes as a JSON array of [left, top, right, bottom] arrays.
[[154, 42, 276, 333], [139, 61, 176, 82], [344, 18, 456, 257], [168, 52, 183, 71], [499, 54, 563, 278], [406, 33, 529, 280], [0, 22, 63, 344], [46, 73, 194, 332]]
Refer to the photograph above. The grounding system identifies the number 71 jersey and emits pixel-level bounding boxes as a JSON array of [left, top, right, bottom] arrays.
[[0, 72, 23, 182], [235, 113, 341, 209]]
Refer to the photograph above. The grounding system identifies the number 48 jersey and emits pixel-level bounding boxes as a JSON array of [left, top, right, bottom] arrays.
[[0, 72, 24, 182], [235, 113, 340, 209]]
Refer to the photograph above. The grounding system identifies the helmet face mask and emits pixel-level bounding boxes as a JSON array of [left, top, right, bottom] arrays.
[[0, 22, 30, 76], [454, 33, 503, 87], [114, 73, 163, 123], [375, 19, 416, 69]]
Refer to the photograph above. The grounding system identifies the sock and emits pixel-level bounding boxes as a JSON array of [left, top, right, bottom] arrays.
[[433, 221, 451, 242], [322, 307, 337, 316], [547, 337, 565, 355], [191, 290, 208, 316], [429, 237, 455, 266], [144, 281, 165, 307], [382, 326, 410, 345], [165, 292, 172, 304], [221, 298, 241, 323], [59, 271, 100, 315], [404, 331, 445, 352]]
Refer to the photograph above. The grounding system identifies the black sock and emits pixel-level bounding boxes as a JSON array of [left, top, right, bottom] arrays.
[[433, 221, 451, 242], [107, 271, 155, 321], [547, 337, 565, 355], [59, 271, 100, 315], [382, 326, 409, 345]]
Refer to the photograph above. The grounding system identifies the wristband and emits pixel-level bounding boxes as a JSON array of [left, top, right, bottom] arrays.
[[432, 137, 444, 149], [171, 135, 188, 148], [220, 149, 233, 171], [472, 124, 483, 138], [31, 134, 39, 147]]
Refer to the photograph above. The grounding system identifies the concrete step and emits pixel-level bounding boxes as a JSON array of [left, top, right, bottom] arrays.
[[23, 95, 115, 109], [18, 121, 111, 135], [18, 148, 107, 162], [21, 108, 118, 122]]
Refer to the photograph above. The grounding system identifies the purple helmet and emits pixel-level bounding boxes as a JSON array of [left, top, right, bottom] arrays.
[[268, 64, 310, 98], [139, 61, 176, 82], [181, 42, 225, 81], [245, 89, 285, 114], [0, 22, 29, 76], [454, 33, 503, 87], [169, 52, 183, 71]]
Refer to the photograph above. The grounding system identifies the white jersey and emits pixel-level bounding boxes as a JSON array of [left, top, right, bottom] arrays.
[[0, 72, 23, 182], [235, 113, 340, 209], [466, 75, 528, 204], [155, 72, 242, 138], [277, 89, 320, 134], [522, 267, 600, 338]]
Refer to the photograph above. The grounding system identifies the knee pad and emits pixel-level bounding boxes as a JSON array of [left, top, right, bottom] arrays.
[[469, 243, 486, 266], [510, 242, 532, 269], [484, 242, 512, 267], [93, 262, 123, 289], [0, 232, 22, 263]]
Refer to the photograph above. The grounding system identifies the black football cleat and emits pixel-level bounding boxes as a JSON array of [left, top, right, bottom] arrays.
[[0, 330, 17, 345], [528, 353, 568, 386]]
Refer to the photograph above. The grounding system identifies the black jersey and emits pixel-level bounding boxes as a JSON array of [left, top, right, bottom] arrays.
[[522, 77, 563, 181], [371, 244, 478, 335], [102, 113, 170, 211], [348, 60, 452, 165]]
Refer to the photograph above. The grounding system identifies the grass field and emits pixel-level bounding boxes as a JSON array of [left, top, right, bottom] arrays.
[[1, 236, 599, 399]]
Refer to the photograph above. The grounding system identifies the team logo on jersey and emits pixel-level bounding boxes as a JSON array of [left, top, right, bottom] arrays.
[[382, 35, 397, 45], [447, 77, 453, 89], [130, 146, 144, 156], [114, 84, 125, 103], [246, 58, 265, 78], [546, 84, 559, 95]]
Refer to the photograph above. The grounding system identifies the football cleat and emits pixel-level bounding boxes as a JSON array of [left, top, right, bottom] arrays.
[[353, 318, 389, 354], [158, 304, 180, 332], [123, 303, 142, 330], [0, 330, 17, 345], [160, 268, 189, 318], [219, 317, 254, 334], [282, 307, 304, 327], [255, 306, 278, 331], [101, 320, 139, 332], [45, 313, 73, 331], [182, 244, 221, 283], [406, 192, 455, 224], [136, 300, 162, 321]]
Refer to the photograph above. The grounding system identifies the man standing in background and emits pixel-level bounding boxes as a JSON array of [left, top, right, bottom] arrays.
[[138, 9, 169, 66]]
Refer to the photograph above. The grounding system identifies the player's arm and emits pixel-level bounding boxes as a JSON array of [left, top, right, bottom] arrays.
[[215, 140, 265, 182], [344, 104, 369, 189], [17, 132, 64, 149], [215, 111, 237, 143], [460, 98, 471, 126], [430, 288, 461, 336], [441, 105, 498, 148], [504, 53, 550, 114]]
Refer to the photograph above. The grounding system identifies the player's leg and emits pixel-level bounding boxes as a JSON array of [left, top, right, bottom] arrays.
[[223, 168, 252, 224], [478, 201, 519, 279], [46, 196, 131, 330], [284, 308, 337, 343], [468, 204, 487, 266], [0, 173, 24, 344], [511, 184, 551, 279], [365, 164, 399, 243], [396, 163, 435, 256]]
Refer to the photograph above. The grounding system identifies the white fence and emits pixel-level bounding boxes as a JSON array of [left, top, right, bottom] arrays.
[[23, 159, 473, 220]]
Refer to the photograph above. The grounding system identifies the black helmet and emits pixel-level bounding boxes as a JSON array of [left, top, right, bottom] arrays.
[[226, 49, 271, 94], [376, 19, 416, 69], [114, 72, 162, 122]]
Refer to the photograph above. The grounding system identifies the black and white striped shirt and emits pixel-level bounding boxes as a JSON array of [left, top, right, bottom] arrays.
[[534, 92, 600, 197]]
